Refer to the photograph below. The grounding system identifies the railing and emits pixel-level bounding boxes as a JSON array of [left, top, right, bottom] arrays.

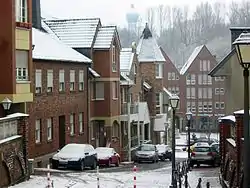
[[121, 103, 139, 115]]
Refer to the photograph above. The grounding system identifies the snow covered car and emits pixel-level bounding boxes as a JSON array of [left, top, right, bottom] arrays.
[[96, 147, 120, 167], [156, 144, 172, 161], [51, 143, 97, 171]]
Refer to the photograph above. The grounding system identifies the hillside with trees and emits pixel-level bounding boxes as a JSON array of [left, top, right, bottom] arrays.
[[118, 0, 250, 69]]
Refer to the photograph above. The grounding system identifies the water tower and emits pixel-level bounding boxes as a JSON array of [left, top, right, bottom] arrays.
[[126, 4, 139, 34]]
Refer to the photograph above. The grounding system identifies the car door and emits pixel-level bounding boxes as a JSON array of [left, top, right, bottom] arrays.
[[89, 145, 96, 165], [111, 149, 117, 163]]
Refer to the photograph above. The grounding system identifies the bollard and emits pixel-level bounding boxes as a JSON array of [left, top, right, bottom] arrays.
[[206, 182, 210, 188], [47, 164, 51, 188], [196, 178, 202, 188], [97, 165, 100, 188], [133, 165, 137, 188]]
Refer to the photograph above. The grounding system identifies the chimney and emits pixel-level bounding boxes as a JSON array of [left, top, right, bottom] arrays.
[[32, 0, 42, 29], [230, 27, 250, 49]]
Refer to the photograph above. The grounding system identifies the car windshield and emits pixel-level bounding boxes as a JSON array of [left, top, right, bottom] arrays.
[[96, 147, 113, 154], [194, 147, 210, 152], [156, 145, 165, 151], [60, 144, 84, 154], [139, 145, 155, 151]]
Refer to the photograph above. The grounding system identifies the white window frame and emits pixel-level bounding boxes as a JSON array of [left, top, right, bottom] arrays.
[[168, 72, 172, 80], [208, 88, 212, 99], [186, 74, 191, 85], [198, 74, 202, 85], [186, 102, 191, 112], [156, 93, 162, 114], [35, 119, 41, 143], [191, 74, 196, 85], [112, 45, 117, 72], [95, 82, 104, 100], [79, 113, 83, 133], [186, 87, 191, 99], [16, 50, 28, 81], [15, 0, 28, 22], [79, 70, 84, 91], [215, 102, 220, 109], [70, 70, 75, 91], [47, 70, 53, 93], [155, 63, 163, 79], [191, 102, 196, 113], [207, 76, 212, 85], [35, 69, 42, 94], [70, 114, 75, 135], [220, 88, 225, 95], [215, 88, 220, 95], [220, 102, 225, 109], [198, 102, 203, 112], [208, 102, 213, 112], [59, 70, 65, 92], [207, 60, 211, 71], [198, 88, 202, 99], [203, 88, 207, 99], [112, 81, 118, 99], [203, 60, 207, 71], [199, 60, 203, 71], [191, 87, 195, 99], [47, 118, 52, 141], [203, 102, 208, 113]]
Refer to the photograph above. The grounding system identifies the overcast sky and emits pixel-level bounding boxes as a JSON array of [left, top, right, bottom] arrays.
[[41, 0, 235, 27]]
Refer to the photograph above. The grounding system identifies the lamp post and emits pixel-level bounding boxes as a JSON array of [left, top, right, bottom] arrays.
[[233, 32, 250, 188], [186, 110, 192, 164], [2, 97, 12, 117], [169, 95, 180, 188]]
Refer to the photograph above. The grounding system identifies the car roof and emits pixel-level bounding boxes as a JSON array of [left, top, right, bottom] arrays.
[[194, 142, 210, 147]]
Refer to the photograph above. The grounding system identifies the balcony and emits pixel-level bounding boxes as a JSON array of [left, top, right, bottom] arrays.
[[121, 103, 139, 115]]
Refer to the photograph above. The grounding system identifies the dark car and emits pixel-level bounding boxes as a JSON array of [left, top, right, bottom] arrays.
[[135, 144, 159, 163], [156, 144, 172, 161], [51, 143, 97, 171], [96, 147, 120, 167]]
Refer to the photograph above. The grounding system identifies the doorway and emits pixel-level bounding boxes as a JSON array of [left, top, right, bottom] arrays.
[[94, 120, 105, 147], [59, 115, 66, 149]]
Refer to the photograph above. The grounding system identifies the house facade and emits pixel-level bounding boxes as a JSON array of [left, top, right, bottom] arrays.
[[179, 45, 226, 132]]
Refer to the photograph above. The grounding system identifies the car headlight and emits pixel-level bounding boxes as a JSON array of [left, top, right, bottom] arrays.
[[68, 158, 81, 161]]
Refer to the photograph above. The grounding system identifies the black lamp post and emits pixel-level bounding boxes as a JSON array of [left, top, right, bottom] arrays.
[[186, 110, 192, 165], [233, 32, 250, 188], [2, 97, 12, 117], [169, 94, 180, 188]]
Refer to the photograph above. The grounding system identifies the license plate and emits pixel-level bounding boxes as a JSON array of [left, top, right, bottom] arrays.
[[59, 160, 68, 164]]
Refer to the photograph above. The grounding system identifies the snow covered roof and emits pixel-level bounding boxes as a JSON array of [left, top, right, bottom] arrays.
[[32, 28, 92, 63], [120, 72, 134, 85], [219, 115, 236, 122], [120, 48, 134, 72], [89, 68, 100, 77], [234, 109, 250, 115], [143, 81, 152, 90], [93, 26, 116, 49], [136, 24, 165, 62], [179, 45, 204, 75], [44, 18, 100, 48]]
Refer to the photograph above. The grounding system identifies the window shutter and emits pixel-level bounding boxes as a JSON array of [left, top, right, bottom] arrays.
[[35, 69, 42, 87], [79, 70, 84, 82], [47, 70, 53, 87], [59, 70, 64, 82], [16, 50, 28, 68], [70, 70, 75, 82]]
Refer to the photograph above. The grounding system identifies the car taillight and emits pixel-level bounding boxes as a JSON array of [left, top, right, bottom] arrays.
[[208, 152, 214, 156], [191, 152, 195, 157]]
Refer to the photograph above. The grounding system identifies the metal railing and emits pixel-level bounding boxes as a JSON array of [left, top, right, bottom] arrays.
[[121, 103, 139, 115]]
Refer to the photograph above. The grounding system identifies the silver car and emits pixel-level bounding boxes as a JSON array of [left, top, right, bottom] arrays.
[[135, 144, 159, 163]]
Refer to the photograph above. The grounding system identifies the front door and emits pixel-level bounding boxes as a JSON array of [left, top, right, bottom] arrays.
[[59, 115, 66, 149], [95, 120, 105, 147]]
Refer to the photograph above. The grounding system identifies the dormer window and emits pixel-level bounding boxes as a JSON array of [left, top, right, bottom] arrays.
[[16, 0, 28, 23], [112, 45, 117, 72]]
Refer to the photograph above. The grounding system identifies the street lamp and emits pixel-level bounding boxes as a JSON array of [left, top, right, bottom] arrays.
[[169, 94, 180, 188], [186, 110, 192, 165], [233, 32, 250, 188], [2, 97, 12, 116]]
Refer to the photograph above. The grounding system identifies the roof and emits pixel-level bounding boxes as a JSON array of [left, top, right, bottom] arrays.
[[208, 48, 236, 76], [93, 26, 116, 49], [143, 81, 152, 90], [136, 24, 165, 62], [234, 109, 250, 115], [160, 47, 178, 72], [44, 18, 100, 48], [32, 28, 92, 63], [219, 115, 236, 122], [120, 48, 134, 72], [120, 72, 134, 85], [89, 68, 100, 78], [179, 45, 204, 75]]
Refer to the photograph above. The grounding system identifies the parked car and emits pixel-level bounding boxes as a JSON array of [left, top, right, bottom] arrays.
[[156, 144, 172, 161], [190, 145, 220, 167], [135, 144, 159, 163], [51, 143, 97, 171], [96, 147, 120, 167], [210, 143, 219, 153]]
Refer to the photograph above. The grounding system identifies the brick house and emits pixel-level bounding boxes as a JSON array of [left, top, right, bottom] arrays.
[[28, 19, 92, 166], [43, 17, 122, 150], [136, 24, 168, 144], [119, 47, 150, 159], [179, 45, 226, 132]]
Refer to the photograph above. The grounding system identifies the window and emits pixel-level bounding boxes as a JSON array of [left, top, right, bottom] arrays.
[[203, 60, 207, 71], [203, 88, 207, 98], [199, 60, 203, 71], [112, 82, 118, 99], [47, 118, 52, 141], [93, 82, 104, 100], [220, 88, 225, 95], [47, 70, 53, 93], [59, 70, 65, 92], [215, 102, 220, 109], [186, 74, 191, 85], [220, 102, 225, 109], [16, 50, 28, 81], [35, 119, 41, 143], [175, 87, 180, 95], [186, 102, 191, 112], [70, 70, 75, 91], [191, 101, 196, 113], [155, 64, 163, 78], [191, 74, 196, 85], [202, 74, 207, 84], [207, 76, 212, 85], [171, 72, 175, 80], [168, 72, 172, 80], [198, 75, 202, 85], [79, 113, 83, 133], [207, 60, 211, 71], [198, 88, 202, 99], [79, 70, 84, 91], [191, 87, 195, 99], [15, 0, 28, 22], [208, 88, 212, 99], [215, 76, 225, 81], [208, 102, 213, 112], [35, 69, 42, 94], [112, 45, 116, 72], [70, 114, 75, 135], [186, 87, 190, 99], [215, 88, 220, 95], [156, 93, 162, 114], [198, 102, 203, 112], [203, 102, 208, 112]]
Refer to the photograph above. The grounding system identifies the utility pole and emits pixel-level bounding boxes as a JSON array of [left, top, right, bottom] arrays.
[[137, 98, 140, 146], [127, 85, 132, 162]]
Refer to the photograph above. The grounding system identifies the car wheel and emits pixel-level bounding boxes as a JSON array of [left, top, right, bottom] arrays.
[[91, 159, 97, 170], [80, 160, 85, 171], [107, 159, 111, 167], [160, 156, 165, 161]]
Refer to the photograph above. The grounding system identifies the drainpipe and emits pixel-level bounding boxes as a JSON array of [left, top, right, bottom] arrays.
[[87, 64, 91, 144], [137, 99, 140, 146], [127, 84, 132, 162]]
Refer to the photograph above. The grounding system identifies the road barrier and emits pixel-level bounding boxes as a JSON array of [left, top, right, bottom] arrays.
[[133, 165, 137, 188], [97, 165, 100, 188], [46, 164, 54, 188]]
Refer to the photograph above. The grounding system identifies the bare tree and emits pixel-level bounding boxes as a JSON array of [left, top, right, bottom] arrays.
[[146, 7, 156, 33], [157, 4, 167, 35]]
